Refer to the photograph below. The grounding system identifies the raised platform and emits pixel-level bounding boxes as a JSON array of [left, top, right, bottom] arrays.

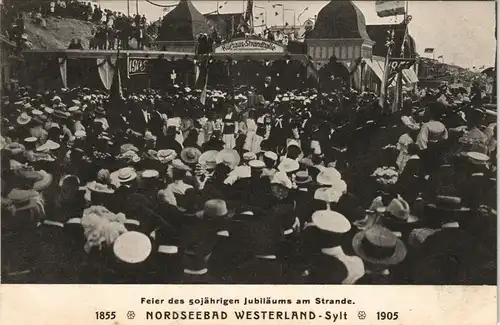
[[22, 49, 309, 61]]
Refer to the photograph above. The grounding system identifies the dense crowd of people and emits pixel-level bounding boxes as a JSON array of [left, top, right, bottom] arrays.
[[1, 58, 496, 285]]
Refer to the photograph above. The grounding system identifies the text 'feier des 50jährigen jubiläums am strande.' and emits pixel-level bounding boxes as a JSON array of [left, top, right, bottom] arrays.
[[138, 296, 358, 321]]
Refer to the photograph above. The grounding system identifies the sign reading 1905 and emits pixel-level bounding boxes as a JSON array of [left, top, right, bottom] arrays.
[[128, 58, 149, 76]]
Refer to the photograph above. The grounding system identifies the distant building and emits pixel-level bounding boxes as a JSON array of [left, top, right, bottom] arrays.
[[0, 34, 19, 91]]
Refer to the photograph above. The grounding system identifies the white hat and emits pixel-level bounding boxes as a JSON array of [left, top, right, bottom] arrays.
[[264, 151, 278, 161], [142, 169, 159, 179], [316, 167, 342, 186], [311, 210, 351, 233], [74, 130, 87, 138], [24, 137, 37, 144], [116, 167, 137, 183], [271, 171, 293, 189], [36, 139, 60, 152], [314, 187, 344, 203], [31, 109, 43, 116], [287, 139, 300, 148], [467, 152, 489, 164], [249, 160, 265, 169], [243, 152, 257, 161], [113, 231, 152, 264], [278, 157, 299, 173]]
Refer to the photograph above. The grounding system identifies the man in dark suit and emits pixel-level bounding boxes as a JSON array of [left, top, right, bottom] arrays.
[[258, 76, 277, 102]]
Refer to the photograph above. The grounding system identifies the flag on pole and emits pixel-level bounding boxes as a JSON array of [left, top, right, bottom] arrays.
[[110, 50, 123, 103], [244, 0, 254, 33], [375, 1, 405, 17], [378, 28, 395, 109], [200, 61, 209, 105], [424, 48, 435, 53]]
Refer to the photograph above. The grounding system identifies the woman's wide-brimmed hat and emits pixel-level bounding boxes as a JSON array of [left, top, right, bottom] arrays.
[[87, 181, 115, 194], [36, 140, 60, 152], [180, 147, 202, 164], [198, 150, 219, 169], [311, 210, 351, 234], [216, 149, 241, 170], [16, 112, 32, 125], [352, 225, 407, 265], [32, 170, 53, 191], [278, 157, 300, 173], [316, 167, 342, 186], [113, 231, 152, 264]]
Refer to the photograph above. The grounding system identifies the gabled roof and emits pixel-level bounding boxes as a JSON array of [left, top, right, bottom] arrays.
[[307, 0, 372, 41], [366, 23, 416, 58], [157, 0, 212, 42]]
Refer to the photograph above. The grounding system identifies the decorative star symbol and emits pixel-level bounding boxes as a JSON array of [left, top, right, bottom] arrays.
[[357, 311, 366, 320]]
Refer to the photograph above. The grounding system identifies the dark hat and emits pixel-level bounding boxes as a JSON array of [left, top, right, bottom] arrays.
[[352, 225, 407, 265]]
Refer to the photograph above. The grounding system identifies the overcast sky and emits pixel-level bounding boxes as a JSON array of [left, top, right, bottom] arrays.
[[98, 0, 496, 69]]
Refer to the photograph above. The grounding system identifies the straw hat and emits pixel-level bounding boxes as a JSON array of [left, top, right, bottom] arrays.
[[466, 152, 489, 165], [295, 170, 312, 184], [36, 140, 60, 152], [32, 170, 53, 191], [157, 149, 177, 164], [314, 187, 343, 203], [113, 232, 152, 264], [202, 199, 228, 218], [87, 181, 115, 194], [31, 109, 43, 116], [24, 137, 38, 144], [216, 149, 241, 170], [171, 159, 191, 171], [386, 197, 419, 223], [271, 171, 293, 189], [352, 225, 407, 265], [312, 210, 351, 233], [316, 167, 342, 186], [243, 152, 257, 162], [113, 167, 137, 183], [264, 151, 278, 161], [120, 143, 139, 154], [16, 113, 32, 125], [278, 157, 299, 173], [249, 159, 265, 169], [198, 150, 218, 169], [142, 169, 159, 179], [180, 147, 202, 164]]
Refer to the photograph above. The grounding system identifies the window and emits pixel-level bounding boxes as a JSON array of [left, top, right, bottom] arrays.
[[315, 46, 321, 59], [321, 46, 327, 59]]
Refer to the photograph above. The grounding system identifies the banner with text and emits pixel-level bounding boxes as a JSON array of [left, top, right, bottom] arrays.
[[128, 58, 150, 77], [214, 39, 285, 53], [387, 58, 416, 81]]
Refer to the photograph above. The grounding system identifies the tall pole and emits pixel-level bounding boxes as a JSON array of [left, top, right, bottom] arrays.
[[127, 0, 130, 16], [136, 0, 139, 15]]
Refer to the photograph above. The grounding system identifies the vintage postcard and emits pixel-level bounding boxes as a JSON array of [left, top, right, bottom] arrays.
[[0, 0, 496, 324]]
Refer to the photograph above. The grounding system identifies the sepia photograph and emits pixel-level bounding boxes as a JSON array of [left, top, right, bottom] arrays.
[[0, 0, 496, 286]]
